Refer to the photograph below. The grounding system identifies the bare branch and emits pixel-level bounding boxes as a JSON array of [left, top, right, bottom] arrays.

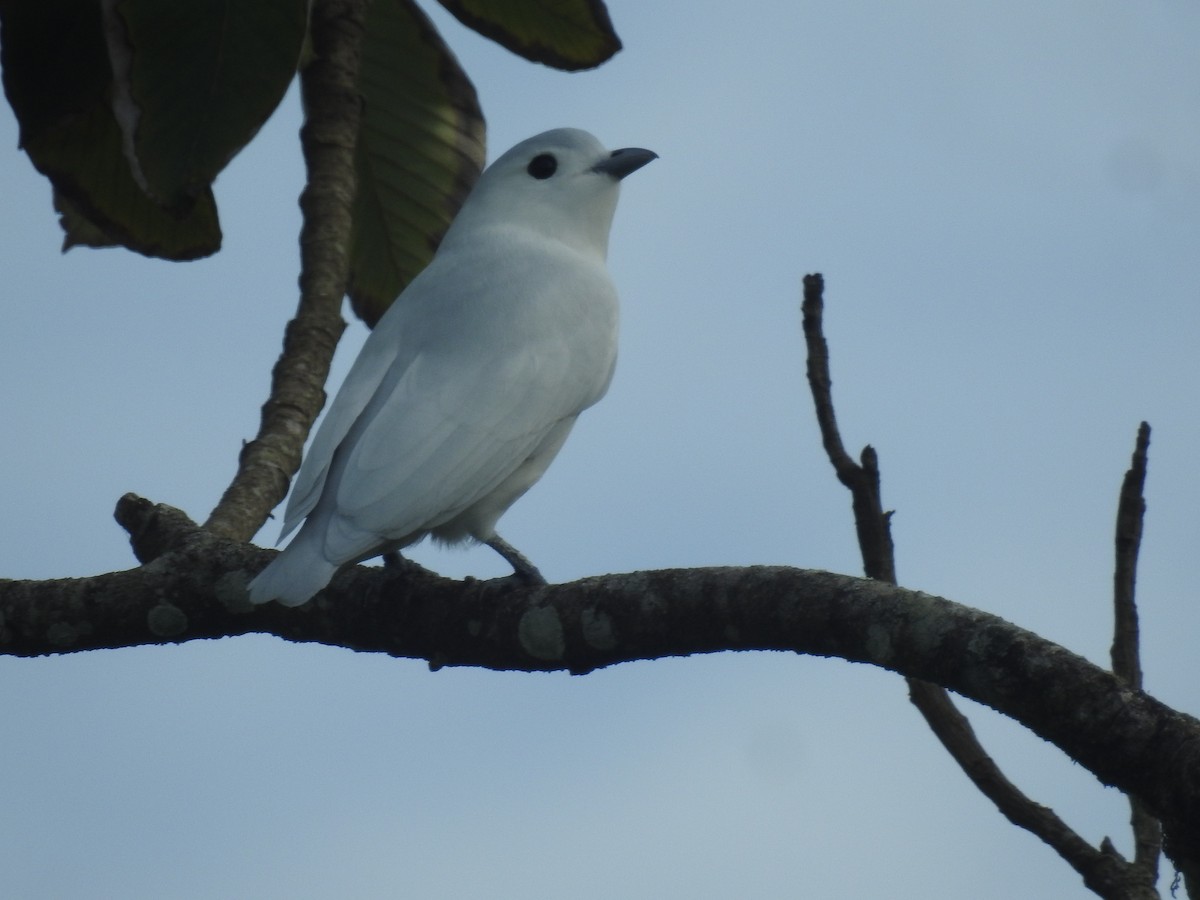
[[801, 274, 896, 582], [800, 274, 855, 474], [1112, 421, 1150, 689], [204, 0, 372, 541], [1111, 422, 1162, 885], [909, 681, 1158, 899], [800, 274, 1162, 899]]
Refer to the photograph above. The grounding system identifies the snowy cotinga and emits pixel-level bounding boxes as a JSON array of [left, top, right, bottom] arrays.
[[248, 129, 656, 606]]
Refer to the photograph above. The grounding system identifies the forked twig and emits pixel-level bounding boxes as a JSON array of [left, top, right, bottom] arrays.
[[800, 273, 1157, 899]]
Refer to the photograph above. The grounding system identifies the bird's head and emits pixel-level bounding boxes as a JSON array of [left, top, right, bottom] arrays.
[[443, 128, 657, 259]]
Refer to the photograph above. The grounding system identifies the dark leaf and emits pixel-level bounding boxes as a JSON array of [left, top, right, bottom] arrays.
[[347, 0, 486, 326], [0, 0, 110, 144], [110, 0, 307, 212], [33, 100, 223, 258], [0, 0, 221, 259], [54, 191, 118, 251], [437, 0, 620, 71]]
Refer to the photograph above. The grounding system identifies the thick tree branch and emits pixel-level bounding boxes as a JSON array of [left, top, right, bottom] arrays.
[[800, 274, 1162, 899], [0, 493, 1197, 889], [204, 0, 371, 541]]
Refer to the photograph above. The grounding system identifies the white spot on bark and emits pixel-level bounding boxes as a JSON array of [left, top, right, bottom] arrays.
[[217, 571, 254, 612], [866, 623, 894, 664], [147, 603, 187, 637], [581, 607, 616, 651], [518, 606, 565, 661]]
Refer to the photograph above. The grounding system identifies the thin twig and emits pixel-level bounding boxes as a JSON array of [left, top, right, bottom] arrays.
[[800, 274, 1157, 899], [204, 0, 371, 541], [1111, 422, 1162, 882], [906, 683, 1133, 887], [801, 276, 895, 582]]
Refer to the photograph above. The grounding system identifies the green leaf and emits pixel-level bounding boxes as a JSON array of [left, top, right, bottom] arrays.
[[347, 0, 486, 327], [54, 191, 120, 252], [0, 0, 222, 259], [35, 100, 222, 259], [436, 0, 620, 70], [111, 0, 307, 212], [0, 0, 109, 144], [51, 183, 220, 260]]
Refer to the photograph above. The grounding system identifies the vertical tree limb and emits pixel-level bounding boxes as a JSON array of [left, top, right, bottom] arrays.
[[1112, 422, 1150, 690], [205, 0, 371, 541], [800, 274, 1157, 899], [1111, 422, 1162, 883], [800, 277, 895, 582]]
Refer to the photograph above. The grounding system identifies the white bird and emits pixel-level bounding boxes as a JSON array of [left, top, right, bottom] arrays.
[[248, 128, 656, 606]]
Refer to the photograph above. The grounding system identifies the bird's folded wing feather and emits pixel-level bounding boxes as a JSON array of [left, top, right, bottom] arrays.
[[327, 331, 597, 555], [278, 319, 403, 540]]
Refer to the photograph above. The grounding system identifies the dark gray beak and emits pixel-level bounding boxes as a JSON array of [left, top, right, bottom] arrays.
[[592, 147, 658, 180]]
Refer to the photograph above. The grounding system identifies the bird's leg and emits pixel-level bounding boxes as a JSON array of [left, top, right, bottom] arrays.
[[485, 535, 548, 586]]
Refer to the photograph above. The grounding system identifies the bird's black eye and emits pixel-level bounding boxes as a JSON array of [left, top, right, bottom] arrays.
[[527, 153, 558, 180]]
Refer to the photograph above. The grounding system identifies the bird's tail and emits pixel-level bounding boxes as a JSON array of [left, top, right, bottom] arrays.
[[247, 529, 339, 607]]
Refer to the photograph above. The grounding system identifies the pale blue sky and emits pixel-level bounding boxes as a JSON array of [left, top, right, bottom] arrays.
[[3, 1, 1199, 897]]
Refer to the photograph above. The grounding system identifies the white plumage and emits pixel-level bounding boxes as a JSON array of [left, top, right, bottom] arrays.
[[248, 128, 656, 606]]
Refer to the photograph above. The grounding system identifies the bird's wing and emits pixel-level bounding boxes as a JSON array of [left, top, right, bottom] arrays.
[[323, 297, 613, 559], [278, 318, 403, 540], [330, 347, 581, 542]]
